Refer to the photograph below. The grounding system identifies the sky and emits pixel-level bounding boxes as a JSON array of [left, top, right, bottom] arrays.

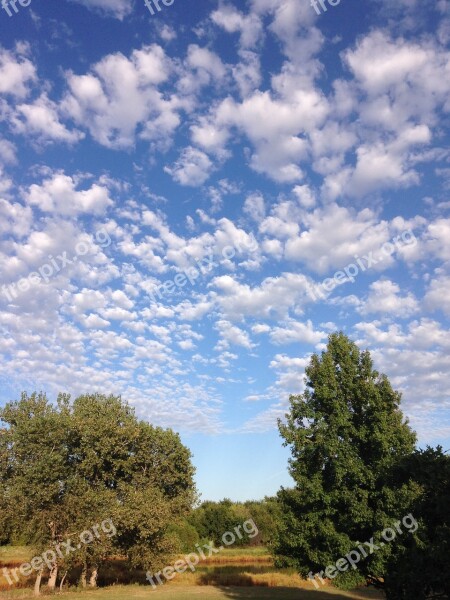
[[0, 0, 449, 502]]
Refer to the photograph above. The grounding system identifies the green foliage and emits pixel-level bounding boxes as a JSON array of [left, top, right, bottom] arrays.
[[0, 392, 196, 583], [189, 499, 238, 546], [382, 447, 450, 599], [167, 519, 200, 552], [273, 332, 417, 590], [243, 498, 282, 546], [188, 497, 278, 547]]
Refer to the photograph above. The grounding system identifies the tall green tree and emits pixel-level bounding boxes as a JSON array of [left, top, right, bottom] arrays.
[[274, 332, 417, 589]]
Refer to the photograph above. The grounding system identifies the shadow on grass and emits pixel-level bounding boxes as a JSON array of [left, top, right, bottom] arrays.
[[212, 587, 383, 599], [197, 569, 384, 599]]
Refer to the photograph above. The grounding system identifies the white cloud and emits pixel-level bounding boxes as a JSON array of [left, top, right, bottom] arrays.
[[164, 146, 214, 186], [211, 5, 263, 49], [269, 319, 326, 345], [0, 138, 17, 165], [284, 203, 389, 273], [0, 45, 36, 98], [212, 272, 313, 320], [12, 95, 84, 145], [24, 172, 113, 216], [62, 45, 178, 149], [0, 199, 33, 238], [243, 193, 265, 222], [424, 275, 450, 315], [215, 319, 255, 350], [359, 279, 419, 317], [68, 0, 133, 19]]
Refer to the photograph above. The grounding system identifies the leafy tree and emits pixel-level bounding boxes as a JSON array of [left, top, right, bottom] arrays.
[[189, 499, 239, 546], [244, 498, 282, 545], [0, 393, 72, 593], [167, 519, 200, 553], [383, 447, 450, 599], [274, 332, 417, 590], [0, 392, 196, 594], [188, 498, 278, 548]]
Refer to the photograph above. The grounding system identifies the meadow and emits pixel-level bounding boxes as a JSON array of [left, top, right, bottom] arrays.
[[0, 546, 385, 600]]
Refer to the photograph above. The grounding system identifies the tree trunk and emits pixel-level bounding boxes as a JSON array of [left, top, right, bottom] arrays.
[[89, 566, 98, 587], [59, 571, 67, 591], [34, 570, 43, 597], [47, 563, 58, 591], [80, 562, 87, 588]]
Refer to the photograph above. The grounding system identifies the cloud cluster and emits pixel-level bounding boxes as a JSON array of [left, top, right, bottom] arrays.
[[0, 0, 449, 444]]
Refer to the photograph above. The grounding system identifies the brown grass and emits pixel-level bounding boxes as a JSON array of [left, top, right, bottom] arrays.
[[167, 570, 311, 588], [195, 555, 273, 565]]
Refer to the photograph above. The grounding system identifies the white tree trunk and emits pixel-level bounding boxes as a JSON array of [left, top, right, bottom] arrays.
[[47, 564, 58, 590], [34, 570, 43, 597], [89, 566, 98, 587], [59, 571, 67, 591]]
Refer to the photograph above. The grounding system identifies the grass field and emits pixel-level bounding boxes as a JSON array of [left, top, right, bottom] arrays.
[[0, 546, 385, 599], [0, 546, 31, 565], [1, 584, 385, 600]]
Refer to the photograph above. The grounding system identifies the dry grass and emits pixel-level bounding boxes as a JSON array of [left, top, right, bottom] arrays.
[[0, 584, 385, 600], [0, 546, 385, 600], [0, 546, 31, 565], [164, 567, 306, 588], [194, 555, 273, 565], [0, 547, 35, 591]]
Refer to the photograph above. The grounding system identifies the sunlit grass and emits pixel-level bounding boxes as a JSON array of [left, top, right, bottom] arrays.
[[0, 584, 385, 600], [0, 546, 31, 564], [0, 546, 385, 599]]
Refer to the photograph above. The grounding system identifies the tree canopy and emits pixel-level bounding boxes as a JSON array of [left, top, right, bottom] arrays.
[[0, 392, 196, 594]]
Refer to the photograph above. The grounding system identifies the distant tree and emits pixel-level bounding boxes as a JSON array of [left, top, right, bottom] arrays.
[[189, 499, 237, 546], [244, 498, 282, 545], [67, 394, 195, 581], [274, 332, 418, 590], [167, 519, 200, 553], [0, 426, 13, 544], [383, 447, 450, 599], [188, 498, 279, 548]]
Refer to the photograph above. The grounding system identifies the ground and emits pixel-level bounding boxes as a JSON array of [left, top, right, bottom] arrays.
[[3, 584, 385, 600], [0, 546, 385, 599]]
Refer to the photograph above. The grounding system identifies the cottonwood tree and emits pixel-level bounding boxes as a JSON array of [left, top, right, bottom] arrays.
[[69, 395, 196, 578], [274, 332, 418, 590], [0, 393, 72, 594], [0, 392, 196, 594]]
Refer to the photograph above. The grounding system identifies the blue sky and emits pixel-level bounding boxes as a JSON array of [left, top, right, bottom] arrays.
[[0, 0, 449, 501]]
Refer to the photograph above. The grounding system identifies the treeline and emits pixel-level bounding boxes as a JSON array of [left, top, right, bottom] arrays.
[[172, 497, 282, 551]]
